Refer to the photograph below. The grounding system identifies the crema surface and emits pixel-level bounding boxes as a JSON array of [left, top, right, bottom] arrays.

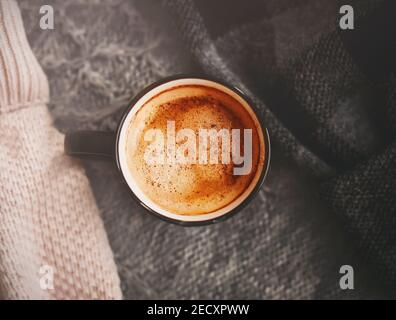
[[125, 85, 265, 215]]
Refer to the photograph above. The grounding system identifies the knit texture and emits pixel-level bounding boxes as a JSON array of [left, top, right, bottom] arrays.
[[163, 0, 396, 295], [0, 0, 121, 299], [6, 0, 396, 300]]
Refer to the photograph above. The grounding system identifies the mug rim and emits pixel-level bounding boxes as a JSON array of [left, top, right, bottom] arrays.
[[114, 74, 271, 226]]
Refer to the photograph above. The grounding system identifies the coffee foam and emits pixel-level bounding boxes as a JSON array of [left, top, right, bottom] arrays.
[[118, 79, 266, 222]]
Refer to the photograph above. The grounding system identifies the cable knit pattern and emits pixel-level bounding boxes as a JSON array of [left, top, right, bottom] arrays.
[[0, 0, 121, 299]]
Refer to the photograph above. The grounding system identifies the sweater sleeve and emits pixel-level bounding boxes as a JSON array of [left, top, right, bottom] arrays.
[[0, 0, 121, 299]]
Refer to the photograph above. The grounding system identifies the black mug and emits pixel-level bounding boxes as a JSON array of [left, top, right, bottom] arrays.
[[65, 75, 270, 226]]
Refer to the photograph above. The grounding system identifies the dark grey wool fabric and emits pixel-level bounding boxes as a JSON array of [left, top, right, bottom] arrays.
[[164, 0, 396, 297], [21, 0, 395, 299]]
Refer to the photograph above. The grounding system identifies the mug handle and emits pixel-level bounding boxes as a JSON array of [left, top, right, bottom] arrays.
[[64, 131, 116, 159]]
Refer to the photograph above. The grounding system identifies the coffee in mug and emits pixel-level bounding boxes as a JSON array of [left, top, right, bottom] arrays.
[[65, 76, 270, 225]]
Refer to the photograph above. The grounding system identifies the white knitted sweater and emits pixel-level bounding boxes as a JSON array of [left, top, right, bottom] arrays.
[[0, 0, 121, 299]]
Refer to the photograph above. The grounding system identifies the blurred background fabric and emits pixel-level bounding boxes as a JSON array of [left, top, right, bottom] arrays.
[[20, 0, 395, 299]]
